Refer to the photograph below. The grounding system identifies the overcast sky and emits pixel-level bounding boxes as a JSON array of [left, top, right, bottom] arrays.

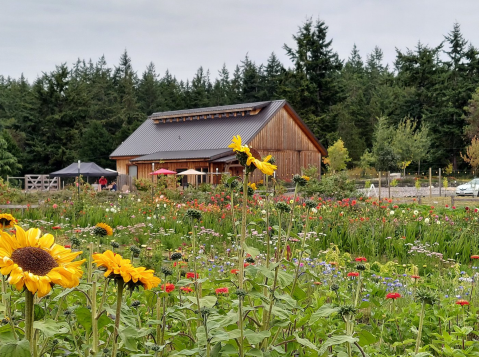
[[2, 0, 479, 82]]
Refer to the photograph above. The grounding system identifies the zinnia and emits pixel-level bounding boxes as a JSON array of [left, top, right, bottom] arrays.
[[355, 257, 367, 262], [456, 299, 469, 306], [347, 272, 359, 277], [0, 226, 85, 297], [471, 255, 479, 260], [180, 286, 193, 293], [161, 283, 175, 293], [231, 269, 239, 274], [215, 287, 229, 294], [386, 292, 401, 300], [411, 275, 420, 279], [186, 272, 198, 279]]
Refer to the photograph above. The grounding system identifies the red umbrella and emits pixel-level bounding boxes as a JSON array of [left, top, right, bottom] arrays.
[[149, 168, 177, 175]]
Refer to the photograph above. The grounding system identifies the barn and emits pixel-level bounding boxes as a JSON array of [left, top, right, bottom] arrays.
[[110, 100, 327, 185]]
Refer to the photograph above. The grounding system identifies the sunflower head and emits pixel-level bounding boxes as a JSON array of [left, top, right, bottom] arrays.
[[247, 152, 277, 176], [293, 174, 308, 187], [0, 225, 85, 297], [93, 250, 160, 291], [0, 213, 17, 229], [94, 223, 113, 236]]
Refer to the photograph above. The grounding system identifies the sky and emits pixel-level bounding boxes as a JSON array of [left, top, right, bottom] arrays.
[[2, 0, 479, 82]]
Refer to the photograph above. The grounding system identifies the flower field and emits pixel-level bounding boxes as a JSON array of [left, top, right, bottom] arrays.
[[1, 138, 479, 356]]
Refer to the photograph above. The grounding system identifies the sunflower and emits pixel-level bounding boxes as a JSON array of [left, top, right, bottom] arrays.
[[94, 223, 113, 236], [0, 213, 16, 229], [248, 183, 257, 191], [0, 225, 85, 297], [93, 250, 160, 291], [228, 135, 251, 156], [246, 154, 277, 176]]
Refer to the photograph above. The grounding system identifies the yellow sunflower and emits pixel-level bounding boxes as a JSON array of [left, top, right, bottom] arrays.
[[228, 135, 251, 156], [248, 183, 257, 191], [246, 155, 277, 176], [301, 175, 310, 181], [94, 222, 113, 236], [0, 225, 85, 297], [93, 250, 160, 291], [0, 213, 16, 229]]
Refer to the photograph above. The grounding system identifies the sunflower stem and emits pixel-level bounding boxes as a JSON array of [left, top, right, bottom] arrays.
[[111, 280, 124, 357], [237, 170, 248, 357], [415, 301, 426, 353], [87, 242, 93, 284], [25, 289, 35, 355], [156, 293, 162, 346], [91, 278, 99, 354]]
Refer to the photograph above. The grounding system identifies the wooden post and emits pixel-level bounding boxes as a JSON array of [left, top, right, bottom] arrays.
[[387, 171, 391, 199], [429, 167, 432, 198], [438, 168, 442, 197], [378, 171, 382, 201], [451, 195, 454, 207]]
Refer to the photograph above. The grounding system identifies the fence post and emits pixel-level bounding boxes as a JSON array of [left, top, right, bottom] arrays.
[[451, 196, 454, 207], [388, 171, 391, 199], [429, 167, 432, 198], [439, 168, 442, 197], [378, 171, 382, 201]]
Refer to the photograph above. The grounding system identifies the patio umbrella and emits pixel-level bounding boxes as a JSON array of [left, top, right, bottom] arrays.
[[178, 169, 206, 175], [149, 168, 177, 175]]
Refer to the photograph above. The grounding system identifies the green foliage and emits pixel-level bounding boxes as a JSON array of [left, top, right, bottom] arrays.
[[134, 178, 152, 192], [323, 139, 351, 173], [302, 172, 357, 199]]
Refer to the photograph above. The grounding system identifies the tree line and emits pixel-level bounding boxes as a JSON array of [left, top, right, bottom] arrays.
[[1, 19, 479, 178]]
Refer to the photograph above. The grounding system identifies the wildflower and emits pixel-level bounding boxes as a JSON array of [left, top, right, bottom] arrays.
[[186, 272, 198, 279], [456, 299, 469, 306], [215, 287, 229, 294], [386, 292, 401, 300], [0, 213, 16, 229], [0, 226, 85, 297], [52, 226, 61, 230], [411, 275, 421, 280], [471, 255, 479, 260], [180, 287, 193, 293], [355, 257, 367, 262], [347, 272, 360, 277], [161, 283, 175, 293], [313, 281, 322, 285], [231, 269, 239, 274]]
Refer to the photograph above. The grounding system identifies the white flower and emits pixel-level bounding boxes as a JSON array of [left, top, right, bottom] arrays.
[[261, 210, 266, 215], [424, 218, 430, 224], [436, 220, 440, 225], [106, 208, 110, 212], [390, 210, 394, 216], [164, 204, 167, 208], [311, 208, 317, 214], [147, 216, 151, 220], [157, 204, 160, 208], [402, 210, 405, 214], [414, 210, 419, 215], [138, 199, 141, 202], [118, 195, 122, 199]]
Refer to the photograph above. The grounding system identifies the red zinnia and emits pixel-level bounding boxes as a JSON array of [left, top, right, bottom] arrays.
[[355, 257, 367, 262], [215, 287, 229, 294], [386, 292, 401, 300], [52, 226, 61, 230], [347, 272, 359, 277], [456, 300, 469, 306], [180, 287, 193, 293], [64, 245, 71, 248], [231, 269, 239, 274], [411, 275, 420, 279], [471, 255, 479, 260], [161, 283, 175, 293], [186, 272, 198, 279]]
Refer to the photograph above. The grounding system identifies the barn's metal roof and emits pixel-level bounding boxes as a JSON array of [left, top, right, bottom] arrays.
[[131, 149, 231, 162], [110, 100, 285, 157]]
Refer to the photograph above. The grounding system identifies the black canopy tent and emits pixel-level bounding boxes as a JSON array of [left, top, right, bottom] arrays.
[[50, 162, 117, 179]]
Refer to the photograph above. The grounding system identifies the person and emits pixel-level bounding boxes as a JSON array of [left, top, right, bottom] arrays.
[[110, 182, 117, 192], [92, 180, 99, 191], [99, 176, 107, 190]]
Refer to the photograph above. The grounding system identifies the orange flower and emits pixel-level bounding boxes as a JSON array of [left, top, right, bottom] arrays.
[[161, 283, 175, 293], [180, 286, 193, 293]]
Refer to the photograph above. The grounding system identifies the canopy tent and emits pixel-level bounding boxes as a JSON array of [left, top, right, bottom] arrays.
[[178, 169, 206, 175], [149, 168, 177, 175], [50, 162, 118, 178]]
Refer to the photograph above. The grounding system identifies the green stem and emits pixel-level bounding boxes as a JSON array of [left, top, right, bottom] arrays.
[[415, 301, 426, 354], [111, 280, 125, 357], [156, 294, 162, 345], [291, 208, 310, 293], [25, 290, 35, 353], [354, 274, 362, 307], [238, 299, 244, 357], [91, 279, 99, 354], [237, 171, 248, 357]]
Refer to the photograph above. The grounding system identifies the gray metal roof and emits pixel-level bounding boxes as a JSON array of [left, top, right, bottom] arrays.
[[211, 154, 237, 163], [111, 100, 285, 157], [149, 101, 271, 119], [131, 149, 231, 162]]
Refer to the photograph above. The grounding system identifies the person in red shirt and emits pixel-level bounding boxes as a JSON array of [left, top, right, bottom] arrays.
[[99, 176, 108, 190]]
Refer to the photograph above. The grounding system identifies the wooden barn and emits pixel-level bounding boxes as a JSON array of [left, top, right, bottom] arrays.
[[110, 100, 327, 185]]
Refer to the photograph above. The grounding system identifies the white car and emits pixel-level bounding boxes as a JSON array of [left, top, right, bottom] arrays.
[[456, 178, 479, 196]]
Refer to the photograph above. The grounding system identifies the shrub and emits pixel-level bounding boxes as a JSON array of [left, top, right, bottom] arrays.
[[134, 178, 152, 192], [301, 172, 357, 199]]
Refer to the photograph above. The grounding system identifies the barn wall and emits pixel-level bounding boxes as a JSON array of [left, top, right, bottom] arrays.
[[248, 108, 318, 151]]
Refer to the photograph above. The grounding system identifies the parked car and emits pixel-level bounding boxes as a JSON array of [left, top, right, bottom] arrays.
[[455, 178, 479, 196]]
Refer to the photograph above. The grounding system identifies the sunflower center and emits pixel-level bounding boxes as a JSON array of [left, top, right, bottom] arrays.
[[11, 247, 58, 276], [0, 218, 13, 226]]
